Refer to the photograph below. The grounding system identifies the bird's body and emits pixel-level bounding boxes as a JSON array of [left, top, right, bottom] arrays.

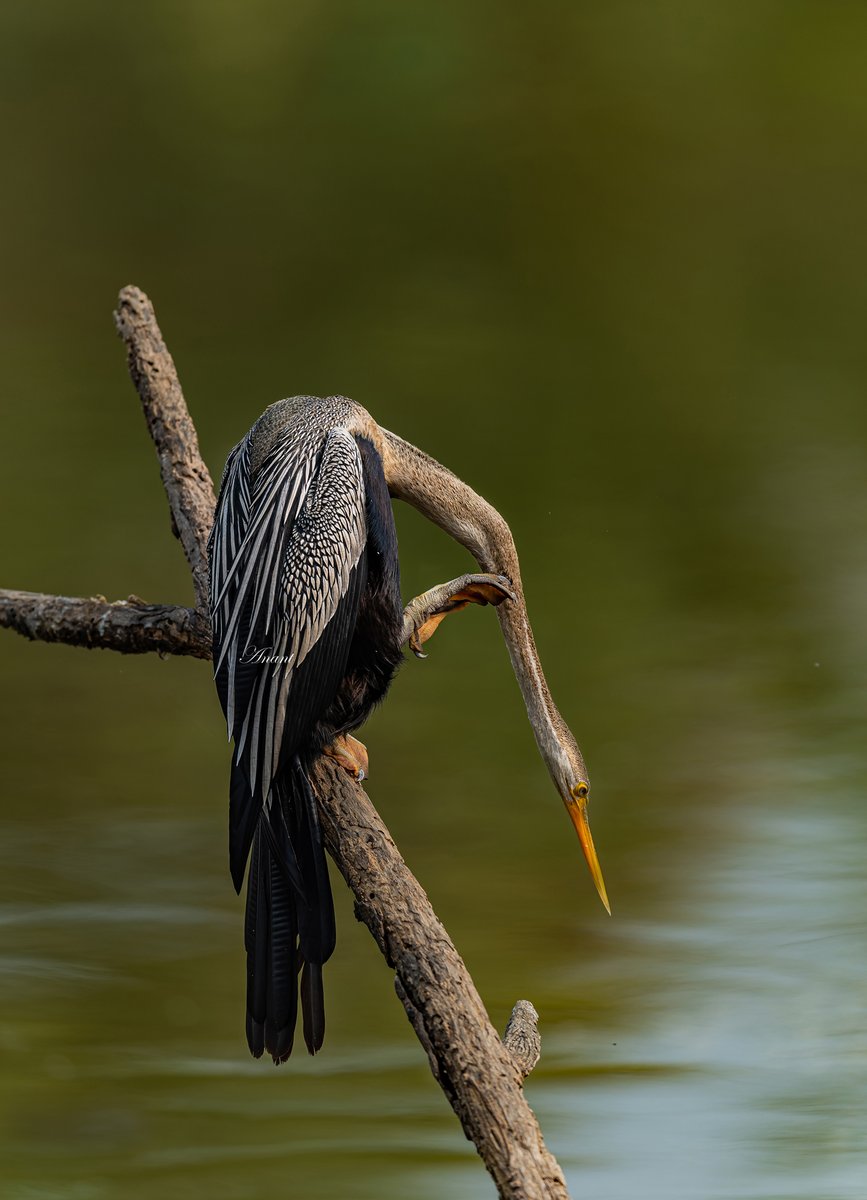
[[210, 395, 609, 1063], [210, 396, 404, 1059]]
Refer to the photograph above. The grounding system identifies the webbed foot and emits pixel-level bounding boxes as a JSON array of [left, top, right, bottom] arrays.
[[323, 734, 369, 781], [402, 573, 515, 657]]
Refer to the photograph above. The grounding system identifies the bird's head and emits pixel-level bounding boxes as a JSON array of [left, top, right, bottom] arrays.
[[547, 734, 611, 915]]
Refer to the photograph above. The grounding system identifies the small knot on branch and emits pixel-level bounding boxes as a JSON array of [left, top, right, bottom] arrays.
[[502, 1000, 541, 1079]]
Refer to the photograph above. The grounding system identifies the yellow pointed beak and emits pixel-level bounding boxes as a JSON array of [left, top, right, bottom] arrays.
[[564, 791, 611, 915]]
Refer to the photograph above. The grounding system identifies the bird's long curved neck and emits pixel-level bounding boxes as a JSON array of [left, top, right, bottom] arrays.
[[374, 427, 571, 766]]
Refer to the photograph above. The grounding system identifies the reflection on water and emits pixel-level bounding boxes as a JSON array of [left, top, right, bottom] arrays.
[[3, 768, 863, 1198], [2, 3, 867, 1198], [549, 799, 867, 1199]]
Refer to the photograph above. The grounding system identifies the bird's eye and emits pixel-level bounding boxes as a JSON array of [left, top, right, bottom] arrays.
[[572, 782, 589, 801]]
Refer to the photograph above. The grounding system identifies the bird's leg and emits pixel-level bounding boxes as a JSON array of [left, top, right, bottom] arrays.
[[323, 734, 369, 781], [402, 572, 515, 658]]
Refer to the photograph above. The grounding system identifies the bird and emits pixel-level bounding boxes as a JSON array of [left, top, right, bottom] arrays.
[[209, 394, 609, 1063]]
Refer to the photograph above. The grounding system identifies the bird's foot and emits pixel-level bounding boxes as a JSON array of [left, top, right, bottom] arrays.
[[402, 573, 515, 658], [323, 734, 369, 781]]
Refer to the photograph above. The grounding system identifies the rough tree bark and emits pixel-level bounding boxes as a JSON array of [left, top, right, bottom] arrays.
[[0, 286, 572, 1200]]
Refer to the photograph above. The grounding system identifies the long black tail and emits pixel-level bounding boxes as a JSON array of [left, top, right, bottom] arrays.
[[244, 758, 336, 1062]]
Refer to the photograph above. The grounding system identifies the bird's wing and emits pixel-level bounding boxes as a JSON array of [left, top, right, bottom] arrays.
[[210, 425, 368, 888]]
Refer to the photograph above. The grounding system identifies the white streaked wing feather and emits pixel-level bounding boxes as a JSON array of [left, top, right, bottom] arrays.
[[211, 426, 367, 804]]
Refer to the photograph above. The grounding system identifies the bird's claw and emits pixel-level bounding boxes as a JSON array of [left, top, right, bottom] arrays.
[[323, 734, 369, 781], [409, 629, 428, 659], [402, 572, 514, 655]]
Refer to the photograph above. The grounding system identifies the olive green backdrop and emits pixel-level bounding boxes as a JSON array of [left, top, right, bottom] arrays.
[[1, 4, 866, 1198]]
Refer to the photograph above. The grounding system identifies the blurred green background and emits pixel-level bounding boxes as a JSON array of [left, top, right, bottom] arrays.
[[2, 3, 866, 1197]]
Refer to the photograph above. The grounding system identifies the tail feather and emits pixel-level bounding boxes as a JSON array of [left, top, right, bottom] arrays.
[[291, 760, 337, 967], [241, 761, 335, 1062], [300, 959, 326, 1055], [244, 827, 268, 1058], [264, 837, 298, 1061]]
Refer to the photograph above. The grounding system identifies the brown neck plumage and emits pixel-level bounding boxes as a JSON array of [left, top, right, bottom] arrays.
[[354, 406, 608, 913], [372, 425, 586, 785]]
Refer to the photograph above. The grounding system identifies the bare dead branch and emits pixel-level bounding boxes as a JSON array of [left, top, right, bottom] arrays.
[[0, 589, 211, 658], [503, 1000, 542, 1080], [313, 758, 568, 1198], [0, 287, 572, 1200], [114, 284, 216, 608]]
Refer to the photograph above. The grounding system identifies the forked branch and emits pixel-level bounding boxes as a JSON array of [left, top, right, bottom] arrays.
[[0, 286, 571, 1200]]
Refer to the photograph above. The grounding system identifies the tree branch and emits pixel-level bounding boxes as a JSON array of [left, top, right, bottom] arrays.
[[114, 284, 216, 609], [0, 589, 211, 658], [502, 1001, 542, 1079], [0, 287, 571, 1200], [312, 757, 567, 1198]]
